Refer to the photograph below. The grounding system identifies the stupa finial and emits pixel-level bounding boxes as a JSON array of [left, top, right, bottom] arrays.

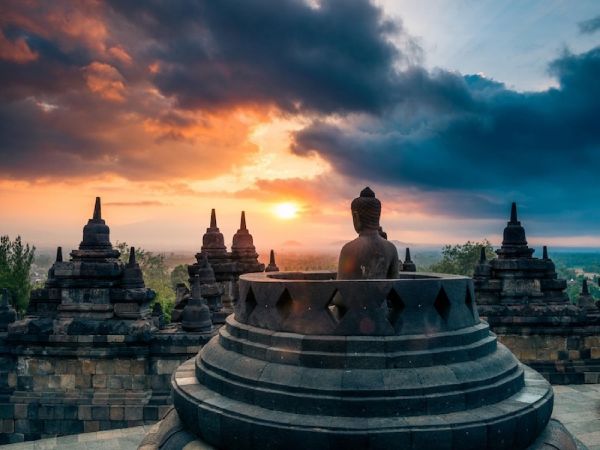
[[405, 247, 412, 262], [265, 249, 280, 272], [93, 197, 102, 221], [510, 202, 518, 224], [210, 209, 217, 228], [479, 246, 486, 263], [269, 249, 276, 265], [240, 211, 247, 231], [543, 246, 549, 260], [56, 246, 63, 263], [129, 247, 136, 266]]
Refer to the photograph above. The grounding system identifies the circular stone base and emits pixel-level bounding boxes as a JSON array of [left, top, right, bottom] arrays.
[[140, 408, 584, 450], [155, 357, 566, 450]]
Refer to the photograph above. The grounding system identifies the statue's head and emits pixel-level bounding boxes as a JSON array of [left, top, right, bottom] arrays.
[[351, 187, 381, 233]]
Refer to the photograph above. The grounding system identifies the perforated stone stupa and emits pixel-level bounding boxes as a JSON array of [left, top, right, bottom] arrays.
[[140, 189, 579, 450]]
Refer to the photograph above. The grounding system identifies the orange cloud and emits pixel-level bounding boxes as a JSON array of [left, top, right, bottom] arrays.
[[108, 46, 133, 65], [0, 28, 37, 63], [83, 61, 126, 101]]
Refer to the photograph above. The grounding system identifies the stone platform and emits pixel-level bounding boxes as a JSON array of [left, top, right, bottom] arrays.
[[3, 385, 598, 450], [138, 270, 580, 449]]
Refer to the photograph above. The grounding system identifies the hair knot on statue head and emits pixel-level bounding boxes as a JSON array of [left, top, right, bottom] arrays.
[[351, 186, 381, 232]]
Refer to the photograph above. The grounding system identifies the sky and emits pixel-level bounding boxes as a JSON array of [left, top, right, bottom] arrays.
[[0, 0, 599, 254]]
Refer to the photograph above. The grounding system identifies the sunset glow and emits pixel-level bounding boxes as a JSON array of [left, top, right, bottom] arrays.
[[0, 1, 599, 252], [274, 203, 299, 220]]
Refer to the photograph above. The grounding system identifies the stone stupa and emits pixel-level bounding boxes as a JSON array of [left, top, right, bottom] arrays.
[[174, 210, 266, 320], [140, 189, 579, 450], [473, 203, 600, 384]]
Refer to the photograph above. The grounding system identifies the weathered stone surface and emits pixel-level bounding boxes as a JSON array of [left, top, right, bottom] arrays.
[[337, 187, 399, 280], [473, 203, 600, 384], [143, 192, 579, 450], [0, 197, 215, 444]]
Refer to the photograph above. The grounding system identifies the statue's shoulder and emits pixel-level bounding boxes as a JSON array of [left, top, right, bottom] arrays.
[[382, 238, 398, 256], [340, 238, 360, 254]]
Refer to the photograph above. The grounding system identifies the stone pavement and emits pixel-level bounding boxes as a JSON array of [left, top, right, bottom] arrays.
[[553, 384, 600, 450], [0, 425, 149, 450], [0, 385, 598, 450]]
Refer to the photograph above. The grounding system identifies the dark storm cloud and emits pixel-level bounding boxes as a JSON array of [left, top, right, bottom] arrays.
[[1, 0, 600, 238], [107, 0, 414, 114], [579, 15, 600, 34], [292, 46, 600, 223]]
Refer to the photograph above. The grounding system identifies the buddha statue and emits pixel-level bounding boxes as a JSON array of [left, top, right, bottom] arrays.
[[337, 187, 399, 279]]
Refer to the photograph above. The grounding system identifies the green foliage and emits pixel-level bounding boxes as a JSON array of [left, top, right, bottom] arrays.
[[0, 235, 36, 313], [116, 242, 175, 323], [428, 240, 496, 276], [170, 264, 189, 289]]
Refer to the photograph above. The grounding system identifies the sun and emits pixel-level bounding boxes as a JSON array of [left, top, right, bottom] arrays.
[[274, 202, 299, 220]]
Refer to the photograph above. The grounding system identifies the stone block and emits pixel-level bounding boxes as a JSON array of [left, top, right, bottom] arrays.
[[125, 406, 143, 421], [13, 404, 27, 420], [82, 359, 96, 375], [132, 375, 146, 390], [92, 406, 109, 420], [60, 374, 76, 390], [115, 359, 131, 374], [78, 405, 92, 420], [64, 405, 78, 420], [584, 372, 599, 384], [143, 406, 158, 422], [110, 406, 124, 421], [96, 360, 115, 375], [75, 374, 91, 389], [584, 336, 600, 347], [1, 419, 14, 433], [0, 404, 13, 419], [566, 336, 581, 350], [32, 375, 49, 390], [591, 347, 600, 359], [66, 360, 82, 374], [131, 360, 146, 375], [84, 421, 100, 433], [48, 375, 61, 389], [92, 374, 107, 388], [108, 375, 122, 389]]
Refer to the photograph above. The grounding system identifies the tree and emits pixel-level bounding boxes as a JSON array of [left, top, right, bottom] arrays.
[[0, 235, 36, 312], [115, 242, 175, 322], [170, 264, 189, 289], [428, 240, 495, 276]]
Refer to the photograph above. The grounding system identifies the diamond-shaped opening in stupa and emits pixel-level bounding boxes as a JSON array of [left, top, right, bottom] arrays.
[[245, 286, 257, 319], [326, 289, 346, 323], [465, 287, 475, 317], [386, 288, 405, 329], [276, 288, 293, 320], [434, 287, 451, 321]]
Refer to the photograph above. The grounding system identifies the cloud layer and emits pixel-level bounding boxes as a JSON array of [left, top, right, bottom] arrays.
[[0, 0, 599, 238]]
